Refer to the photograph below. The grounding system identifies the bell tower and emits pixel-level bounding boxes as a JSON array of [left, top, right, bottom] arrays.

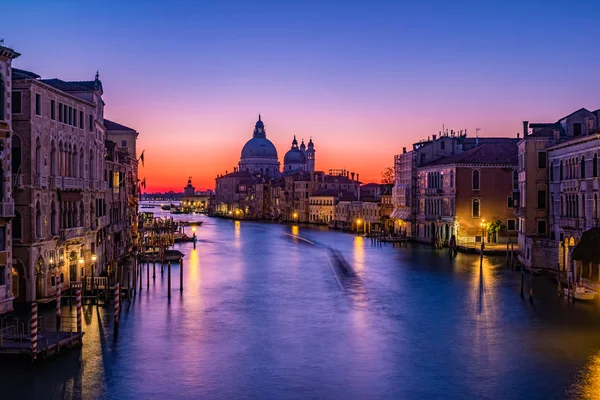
[[306, 138, 315, 172]]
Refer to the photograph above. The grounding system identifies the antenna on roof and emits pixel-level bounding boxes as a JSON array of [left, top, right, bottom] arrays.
[[476, 127, 481, 138]]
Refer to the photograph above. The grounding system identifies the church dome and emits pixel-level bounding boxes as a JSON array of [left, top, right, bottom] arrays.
[[241, 137, 278, 159], [284, 147, 306, 164], [284, 136, 306, 165]]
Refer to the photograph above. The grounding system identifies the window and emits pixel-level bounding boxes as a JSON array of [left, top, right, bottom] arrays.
[[73, 108, 77, 127], [89, 115, 93, 131], [35, 93, 41, 116], [12, 91, 22, 114], [538, 151, 547, 168], [472, 170, 480, 190], [0, 227, 5, 251], [59, 103, 63, 123], [121, 140, 127, 147], [513, 170, 518, 190], [50, 99, 55, 120], [472, 198, 480, 217], [581, 156, 586, 178], [507, 219, 516, 231], [450, 171, 454, 188], [537, 220, 547, 235], [560, 161, 563, 180], [573, 123, 582, 136], [507, 196, 513, 208], [0, 266, 4, 286], [537, 190, 546, 209], [79, 111, 84, 128], [550, 162, 554, 181], [12, 211, 22, 239], [440, 141, 445, 150], [0, 75, 4, 120], [594, 154, 598, 177]]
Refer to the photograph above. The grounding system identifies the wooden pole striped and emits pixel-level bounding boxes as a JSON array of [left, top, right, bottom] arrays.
[[31, 302, 38, 361], [56, 276, 61, 317], [76, 289, 82, 333], [114, 283, 120, 325]]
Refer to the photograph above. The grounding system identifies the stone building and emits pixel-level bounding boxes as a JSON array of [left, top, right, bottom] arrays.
[[0, 45, 20, 314], [415, 140, 518, 246], [546, 108, 600, 273], [104, 118, 139, 272], [11, 68, 108, 302], [309, 189, 338, 224], [238, 115, 280, 178]]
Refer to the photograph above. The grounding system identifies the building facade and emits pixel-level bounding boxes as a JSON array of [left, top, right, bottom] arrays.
[[415, 140, 518, 246], [0, 45, 20, 314]]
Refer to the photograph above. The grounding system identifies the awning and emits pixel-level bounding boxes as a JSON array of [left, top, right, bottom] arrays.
[[390, 207, 411, 221]]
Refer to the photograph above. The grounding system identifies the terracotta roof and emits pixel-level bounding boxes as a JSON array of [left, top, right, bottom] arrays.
[[361, 183, 380, 188], [104, 119, 136, 132], [425, 140, 518, 167]]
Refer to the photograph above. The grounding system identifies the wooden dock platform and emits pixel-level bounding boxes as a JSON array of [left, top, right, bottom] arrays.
[[0, 316, 84, 361]]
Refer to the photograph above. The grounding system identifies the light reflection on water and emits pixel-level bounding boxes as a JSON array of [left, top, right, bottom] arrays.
[[2, 212, 600, 399]]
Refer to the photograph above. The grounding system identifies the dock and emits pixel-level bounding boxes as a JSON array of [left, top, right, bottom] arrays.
[[0, 316, 84, 361]]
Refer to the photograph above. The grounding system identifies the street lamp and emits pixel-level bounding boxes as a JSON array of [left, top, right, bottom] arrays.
[[480, 219, 487, 251], [293, 212, 298, 224], [356, 218, 362, 236]]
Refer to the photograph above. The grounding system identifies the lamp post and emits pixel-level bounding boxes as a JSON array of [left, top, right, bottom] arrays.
[[192, 226, 197, 249], [356, 218, 362, 236], [293, 212, 298, 225]]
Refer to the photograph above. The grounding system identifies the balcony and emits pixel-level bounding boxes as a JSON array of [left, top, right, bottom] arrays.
[[0, 200, 14, 217], [49, 175, 63, 189], [558, 217, 583, 231], [34, 174, 48, 189], [63, 177, 84, 190], [60, 226, 85, 240]]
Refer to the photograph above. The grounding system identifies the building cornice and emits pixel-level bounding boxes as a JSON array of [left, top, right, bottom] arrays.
[[418, 163, 516, 171], [13, 79, 96, 108], [547, 133, 600, 152], [0, 46, 20, 59]]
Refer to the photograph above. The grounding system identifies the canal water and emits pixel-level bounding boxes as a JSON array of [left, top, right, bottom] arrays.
[[2, 211, 600, 399]]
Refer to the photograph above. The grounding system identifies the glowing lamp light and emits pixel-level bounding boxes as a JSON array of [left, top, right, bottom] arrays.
[[192, 226, 196, 232], [91, 254, 97, 262], [78, 257, 84, 264], [357, 219, 362, 224]]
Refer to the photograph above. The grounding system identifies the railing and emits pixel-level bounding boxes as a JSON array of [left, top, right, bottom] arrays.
[[559, 217, 582, 230], [60, 226, 85, 240], [34, 174, 48, 188], [62, 177, 84, 190], [0, 201, 14, 217]]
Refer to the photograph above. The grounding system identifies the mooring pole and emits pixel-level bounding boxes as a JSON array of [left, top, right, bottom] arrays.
[[180, 257, 183, 292], [168, 261, 172, 299]]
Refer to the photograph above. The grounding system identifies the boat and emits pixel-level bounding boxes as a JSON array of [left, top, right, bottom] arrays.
[[179, 221, 203, 226], [173, 233, 195, 243], [161, 204, 174, 210], [564, 285, 597, 301]]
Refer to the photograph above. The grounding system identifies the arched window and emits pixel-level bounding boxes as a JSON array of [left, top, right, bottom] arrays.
[[582, 193, 586, 218], [89, 149, 94, 180], [581, 156, 586, 179], [50, 201, 57, 236], [79, 201, 84, 227], [35, 137, 41, 175], [11, 135, 21, 175], [594, 154, 598, 178], [12, 211, 22, 239], [440, 141, 445, 150], [50, 140, 57, 176], [35, 201, 42, 238], [0, 74, 5, 121], [550, 162, 554, 182], [472, 198, 480, 217], [560, 160, 564, 180], [472, 170, 480, 190], [79, 147, 84, 178], [560, 195, 564, 217]]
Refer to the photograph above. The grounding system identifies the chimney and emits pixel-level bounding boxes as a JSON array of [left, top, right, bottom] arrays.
[[517, 132, 520, 139], [523, 121, 529, 137], [357, 173, 359, 183], [403, 147, 406, 154], [351, 172, 355, 181], [432, 134, 437, 158]]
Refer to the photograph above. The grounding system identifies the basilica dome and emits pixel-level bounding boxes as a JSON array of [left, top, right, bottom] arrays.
[[241, 137, 278, 159]]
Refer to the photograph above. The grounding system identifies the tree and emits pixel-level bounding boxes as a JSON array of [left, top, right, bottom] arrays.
[[380, 166, 394, 184], [487, 220, 506, 243]]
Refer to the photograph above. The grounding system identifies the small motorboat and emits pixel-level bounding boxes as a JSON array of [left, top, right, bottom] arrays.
[[564, 285, 597, 301]]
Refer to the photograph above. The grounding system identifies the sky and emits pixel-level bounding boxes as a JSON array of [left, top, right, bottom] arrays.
[[3, 0, 600, 192]]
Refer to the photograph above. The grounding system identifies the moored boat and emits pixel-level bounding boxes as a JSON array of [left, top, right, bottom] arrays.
[[564, 286, 597, 301]]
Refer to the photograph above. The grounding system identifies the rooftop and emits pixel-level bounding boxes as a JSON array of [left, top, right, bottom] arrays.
[[425, 139, 518, 167], [104, 119, 136, 132]]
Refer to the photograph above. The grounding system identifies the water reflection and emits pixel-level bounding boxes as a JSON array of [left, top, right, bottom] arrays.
[[3, 213, 600, 399]]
